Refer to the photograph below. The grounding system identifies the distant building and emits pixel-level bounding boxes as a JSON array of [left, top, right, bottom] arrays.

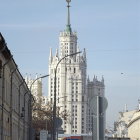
[[127, 107, 140, 140], [114, 102, 140, 140], [86, 76, 106, 140], [114, 110, 136, 137], [0, 33, 30, 140], [25, 74, 48, 106]]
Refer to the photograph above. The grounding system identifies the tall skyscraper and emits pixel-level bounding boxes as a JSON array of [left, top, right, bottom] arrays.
[[48, 0, 87, 134], [48, 0, 106, 136]]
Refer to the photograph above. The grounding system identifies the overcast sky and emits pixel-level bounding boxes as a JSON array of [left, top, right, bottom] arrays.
[[1, 0, 140, 128]]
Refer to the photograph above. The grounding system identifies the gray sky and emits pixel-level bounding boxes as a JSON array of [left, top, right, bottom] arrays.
[[0, 0, 140, 127]]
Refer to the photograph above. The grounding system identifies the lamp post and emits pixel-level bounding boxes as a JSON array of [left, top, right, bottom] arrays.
[[29, 74, 49, 140], [52, 51, 81, 140], [56, 96, 67, 140]]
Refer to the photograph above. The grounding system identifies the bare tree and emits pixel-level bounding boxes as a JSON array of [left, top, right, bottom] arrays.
[[32, 100, 69, 137]]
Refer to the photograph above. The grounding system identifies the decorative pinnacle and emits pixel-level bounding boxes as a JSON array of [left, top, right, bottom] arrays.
[[66, 0, 72, 33]]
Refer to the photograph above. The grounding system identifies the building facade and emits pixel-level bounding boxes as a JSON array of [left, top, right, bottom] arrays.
[[114, 102, 140, 140], [127, 108, 140, 140], [114, 110, 136, 137], [48, 1, 107, 136], [86, 76, 105, 139], [48, 25, 87, 134], [25, 74, 48, 106], [0, 33, 30, 140]]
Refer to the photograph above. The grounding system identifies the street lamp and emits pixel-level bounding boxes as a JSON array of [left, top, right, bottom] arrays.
[[29, 74, 49, 140], [52, 51, 81, 140]]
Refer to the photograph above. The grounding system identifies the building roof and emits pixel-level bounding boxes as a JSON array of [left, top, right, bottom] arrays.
[[127, 111, 140, 128]]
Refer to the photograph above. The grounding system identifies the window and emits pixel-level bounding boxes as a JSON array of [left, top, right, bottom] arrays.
[[74, 68, 76, 73], [82, 96, 84, 101]]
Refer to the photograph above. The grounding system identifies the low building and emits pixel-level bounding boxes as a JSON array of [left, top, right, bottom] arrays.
[[127, 110, 140, 140], [113, 102, 140, 140], [114, 109, 136, 137], [0, 33, 30, 140]]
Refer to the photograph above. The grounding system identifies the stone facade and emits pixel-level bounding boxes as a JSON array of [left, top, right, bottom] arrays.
[[127, 111, 140, 140], [0, 33, 30, 140], [25, 74, 48, 107], [114, 102, 140, 140], [114, 110, 136, 137], [48, 33, 87, 134], [86, 76, 105, 139]]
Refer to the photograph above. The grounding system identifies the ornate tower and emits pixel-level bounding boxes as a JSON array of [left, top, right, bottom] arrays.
[[48, 0, 87, 134]]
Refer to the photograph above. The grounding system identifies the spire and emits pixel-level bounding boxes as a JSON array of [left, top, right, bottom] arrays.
[[102, 75, 104, 83], [66, 0, 72, 33], [124, 104, 128, 112], [55, 49, 58, 57], [83, 48, 86, 60], [49, 47, 53, 62], [93, 75, 96, 82]]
